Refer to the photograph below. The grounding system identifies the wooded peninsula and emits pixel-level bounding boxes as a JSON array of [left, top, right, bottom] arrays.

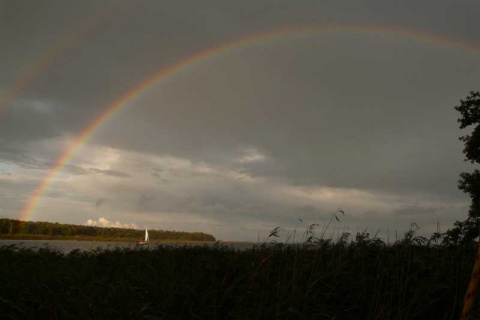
[[0, 218, 215, 242]]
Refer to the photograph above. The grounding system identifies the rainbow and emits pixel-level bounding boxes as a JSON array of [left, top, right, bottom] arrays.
[[20, 24, 480, 221]]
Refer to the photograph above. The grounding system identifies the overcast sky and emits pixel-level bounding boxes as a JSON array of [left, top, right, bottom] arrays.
[[1, 0, 480, 241]]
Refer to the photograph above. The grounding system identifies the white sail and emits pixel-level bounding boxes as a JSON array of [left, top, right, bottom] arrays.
[[138, 228, 149, 244]]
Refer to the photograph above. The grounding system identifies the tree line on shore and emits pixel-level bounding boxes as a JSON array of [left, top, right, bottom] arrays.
[[0, 218, 215, 241]]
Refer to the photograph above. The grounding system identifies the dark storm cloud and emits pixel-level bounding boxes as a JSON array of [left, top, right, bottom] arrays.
[[3, 0, 479, 123], [93, 34, 479, 202], [2, 0, 480, 240], [0, 100, 59, 145], [2, 0, 479, 152]]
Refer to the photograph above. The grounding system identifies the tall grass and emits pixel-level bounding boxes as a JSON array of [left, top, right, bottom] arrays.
[[0, 227, 479, 319]]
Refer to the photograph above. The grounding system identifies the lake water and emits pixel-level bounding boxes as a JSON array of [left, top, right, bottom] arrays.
[[0, 239, 256, 254]]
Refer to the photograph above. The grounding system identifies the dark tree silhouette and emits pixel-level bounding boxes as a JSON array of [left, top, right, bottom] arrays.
[[455, 91, 480, 217], [443, 91, 480, 244], [0, 218, 215, 241]]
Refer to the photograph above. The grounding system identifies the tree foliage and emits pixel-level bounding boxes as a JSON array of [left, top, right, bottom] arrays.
[[443, 91, 480, 245], [0, 218, 215, 241], [455, 91, 480, 218]]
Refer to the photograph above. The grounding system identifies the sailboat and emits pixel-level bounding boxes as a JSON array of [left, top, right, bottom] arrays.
[[138, 228, 149, 245]]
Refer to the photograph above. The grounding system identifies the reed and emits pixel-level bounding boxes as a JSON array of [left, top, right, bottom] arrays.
[[0, 227, 479, 319]]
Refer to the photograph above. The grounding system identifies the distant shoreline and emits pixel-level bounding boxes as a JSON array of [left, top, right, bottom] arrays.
[[1, 218, 216, 242], [0, 234, 217, 243]]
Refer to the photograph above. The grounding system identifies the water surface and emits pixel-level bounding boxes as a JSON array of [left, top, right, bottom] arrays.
[[0, 239, 256, 253]]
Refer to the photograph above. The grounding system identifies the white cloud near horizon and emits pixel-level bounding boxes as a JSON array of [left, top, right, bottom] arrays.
[[85, 217, 139, 229]]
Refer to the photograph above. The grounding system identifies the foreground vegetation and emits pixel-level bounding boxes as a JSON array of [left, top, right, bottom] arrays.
[[0, 218, 215, 242], [1, 227, 479, 320]]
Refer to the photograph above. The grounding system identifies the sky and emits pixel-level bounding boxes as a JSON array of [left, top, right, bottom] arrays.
[[1, 0, 480, 241]]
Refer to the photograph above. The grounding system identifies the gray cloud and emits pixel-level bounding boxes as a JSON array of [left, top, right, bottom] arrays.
[[93, 36, 478, 201], [394, 203, 443, 216], [94, 198, 106, 209], [0, 141, 51, 170], [136, 193, 158, 212], [86, 168, 131, 178], [2, 0, 479, 241]]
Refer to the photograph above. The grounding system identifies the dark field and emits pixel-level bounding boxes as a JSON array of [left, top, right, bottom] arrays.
[[1, 233, 479, 320]]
